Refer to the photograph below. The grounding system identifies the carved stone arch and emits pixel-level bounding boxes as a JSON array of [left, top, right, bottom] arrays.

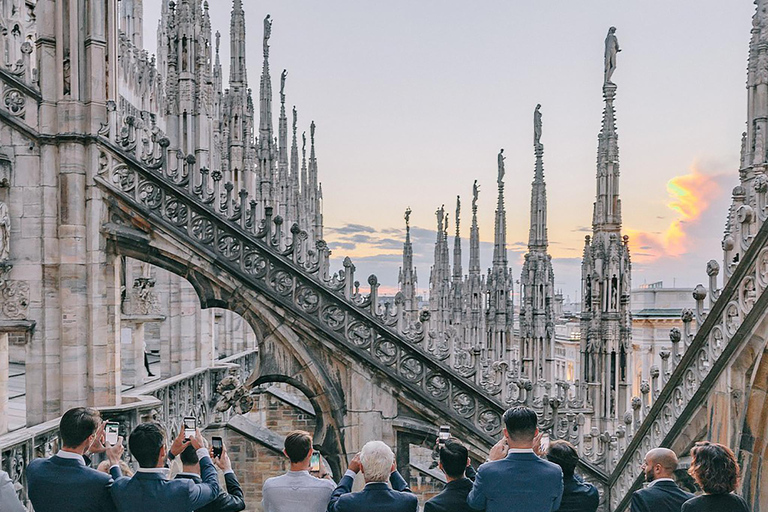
[[103, 221, 348, 474]]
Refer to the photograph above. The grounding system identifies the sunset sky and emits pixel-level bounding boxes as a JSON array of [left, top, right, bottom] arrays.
[[144, 1, 754, 300]]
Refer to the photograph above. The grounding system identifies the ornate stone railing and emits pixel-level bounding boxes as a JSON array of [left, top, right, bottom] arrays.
[[606, 217, 768, 510], [0, 350, 256, 508]]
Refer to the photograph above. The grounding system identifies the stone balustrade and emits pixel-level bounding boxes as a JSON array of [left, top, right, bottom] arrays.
[[0, 349, 257, 508]]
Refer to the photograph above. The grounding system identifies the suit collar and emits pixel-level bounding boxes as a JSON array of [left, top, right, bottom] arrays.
[[445, 477, 473, 489], [134, 469, 169, 480], [51, 455, 86, 467], [647, 478, 676, 487], [175, 472, 202, 483], [363, 482, 391, 490], [54, 451, 86, 465], [505, 451, 539, 461]]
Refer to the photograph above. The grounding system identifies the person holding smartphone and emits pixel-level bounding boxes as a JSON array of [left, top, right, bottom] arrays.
[[174, 437, 245, 512], [262, 430, 335, 512]]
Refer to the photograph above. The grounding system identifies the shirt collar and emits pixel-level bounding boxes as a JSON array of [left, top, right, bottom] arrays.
[[55, 450, 85, 465], [136, 467, 171, 478], [176, 472, 200, 479], [507, 448, 535, 454], [648, 477, 675, 487]]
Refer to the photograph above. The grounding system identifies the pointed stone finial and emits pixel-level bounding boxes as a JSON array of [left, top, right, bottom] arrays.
[[405, 207, 412, 230], [292, 106, 297, 134], [302, 131, 306, 154], [310, 121, 316, 144], [215, 30, 221, 54], [455, 196, 461, 237], [280, 69, 287, 104], [472, 180, 479, 211]]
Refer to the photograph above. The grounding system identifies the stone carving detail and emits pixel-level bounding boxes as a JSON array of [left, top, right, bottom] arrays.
[[124, 277, 160, 316], [2, 88, 25, 116], [0, 201, 9, 262]]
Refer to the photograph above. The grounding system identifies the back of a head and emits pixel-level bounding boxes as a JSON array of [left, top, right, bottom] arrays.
[[129, 422, 166, 468], [547, 440, 579, 478], [439, 440, 468, 479], [180, 444, 199, 466], [646, 447, 679, 474], [689, 441, 740, 495], [360, 440, 394, 482], [502, 406, 538, 443], [60, 407, 101, 449], [284, 430, 312, 463]]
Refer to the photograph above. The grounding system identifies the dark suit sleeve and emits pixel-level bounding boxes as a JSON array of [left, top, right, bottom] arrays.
[[630, 491, 649, 512], [210, 472, 246, 512], [465, 464, 477, 481], [423, 500, 438, 512], [553, 468, 563, 511], [389, 470, 411, 493], [467, 467, 487, 511], [327, 474, 354, 512], [188, 455, 221, 508]]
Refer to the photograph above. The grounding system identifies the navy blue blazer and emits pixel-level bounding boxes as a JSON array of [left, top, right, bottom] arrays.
[[630, 480, 693, 512], [424, 478, 474, 512], [327, 470, 417, 512], [175, 471, 246, 512], [110, 455, 220, 512], [467, 451, 564, 512], [557, 474, 599, 512], [27, 455, 122, 512]]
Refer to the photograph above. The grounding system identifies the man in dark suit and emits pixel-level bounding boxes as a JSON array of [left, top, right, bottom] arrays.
[[27, 407, 124, 512], [327, 440, 417, 512], [424, 439, 475, 512], [110, 422, 220, 511], [546, 440, 598, 512], [174, 441, 245, 512], [631, 448, 692, 512], [467, 406, 563, 512]]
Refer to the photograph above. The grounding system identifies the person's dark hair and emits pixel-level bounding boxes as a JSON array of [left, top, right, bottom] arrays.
[[439, 439, 468, 479], [688, 441, 740, 494], [502, 406, 538, 442], [179, 444, 199, 466], [284, 430, 312, 463], [59, 407, 101, 448], [129, 422, 166, 468], [547, 440, 579, 478]]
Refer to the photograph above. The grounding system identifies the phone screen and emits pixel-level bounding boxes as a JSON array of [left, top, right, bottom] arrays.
[[212, 437, 223, 458], [540, 434, 550, 453], [105, 423, 119, 446], [183, 417, 196, 439], [310, 452, 321, 472], [438, 425, 450, 445]]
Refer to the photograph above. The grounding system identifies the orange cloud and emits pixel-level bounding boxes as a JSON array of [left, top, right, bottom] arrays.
[[626, 164, 723, 262]]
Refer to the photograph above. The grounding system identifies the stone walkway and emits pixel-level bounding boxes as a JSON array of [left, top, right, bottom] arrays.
[[7, 356, 161, 431]]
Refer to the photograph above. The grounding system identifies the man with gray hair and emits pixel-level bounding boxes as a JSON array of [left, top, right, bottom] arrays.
[[327, 440, 417, 512], [631, 448, 692, 512]]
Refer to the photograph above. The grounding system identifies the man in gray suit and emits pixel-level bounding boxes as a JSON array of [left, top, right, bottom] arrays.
[[468, 406, 563, 512]]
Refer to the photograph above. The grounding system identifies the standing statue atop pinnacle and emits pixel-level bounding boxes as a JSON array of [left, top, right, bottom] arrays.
[[497, 149, 506, 184], [292, 106, 297, 132], [534, 104, 543, 149], [310, 121, 316, 143], [263, 15, 272, 56], [280, 70, 287, 100], [472, 180, 479, 210], [604, 26, 621, 85], [404, 207, 411, 228]]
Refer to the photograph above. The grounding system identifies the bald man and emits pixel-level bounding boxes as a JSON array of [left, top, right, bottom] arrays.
[[630, 448, 693, 512]]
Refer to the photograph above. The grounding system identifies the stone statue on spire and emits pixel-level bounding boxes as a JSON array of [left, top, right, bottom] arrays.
[[263, 14, 272, 56], [604, 26, 621, 84], [280, 69, 287, 101], [472, 180, 479, 210], [310, 121, 316, 143], [497, 149, 506, 184], [292, 106, 297, 132], [404, 207, 411, 228], [455, 196, 461, 231], [534, 104, 543, 149], [215, 30, 221, 55]]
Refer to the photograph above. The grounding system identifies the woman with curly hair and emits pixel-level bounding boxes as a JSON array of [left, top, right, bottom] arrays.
[[681, 441, 749, 512]]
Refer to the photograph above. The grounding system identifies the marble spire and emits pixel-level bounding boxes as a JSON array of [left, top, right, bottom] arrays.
[[453, 196, 463, 282], [258, 14, 275, 205], [277, 70, 289, 219], [398, 207, 418, 319], [520, 105, 556, 381], [469, 181, 481, 276], [580, 28, 632, 429], [229, 0, 247, 86], [288, 106, 300, 226]]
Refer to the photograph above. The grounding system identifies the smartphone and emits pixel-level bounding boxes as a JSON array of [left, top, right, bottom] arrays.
[[105, 422, 119, 446], [540, 433, 550, 453], [183, 416, 196, 439], [212, 436, 223, 458], [310, 452, 321, 472], [438, 425, 451, 446]]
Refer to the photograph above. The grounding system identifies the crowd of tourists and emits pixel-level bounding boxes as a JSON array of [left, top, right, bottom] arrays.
[[0, 406, 751, 512]]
